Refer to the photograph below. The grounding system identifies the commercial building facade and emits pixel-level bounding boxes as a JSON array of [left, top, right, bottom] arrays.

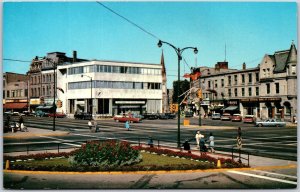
[[57, 59, 163, 116], [191, 42, 297, 121]]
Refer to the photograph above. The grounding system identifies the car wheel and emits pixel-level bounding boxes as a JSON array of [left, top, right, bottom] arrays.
[[258, 123, 263, 127]]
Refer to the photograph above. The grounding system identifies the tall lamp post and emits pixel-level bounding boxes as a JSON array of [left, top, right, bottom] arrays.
[[81, 75, 93, 116], [158, 40, 198, 148], [45, 58, 57, 131]]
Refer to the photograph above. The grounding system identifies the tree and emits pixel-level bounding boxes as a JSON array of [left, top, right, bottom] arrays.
[[172, 79, 190, 105]]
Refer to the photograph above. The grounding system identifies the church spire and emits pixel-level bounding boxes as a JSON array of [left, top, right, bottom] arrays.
[[287, 40, 297, 64]]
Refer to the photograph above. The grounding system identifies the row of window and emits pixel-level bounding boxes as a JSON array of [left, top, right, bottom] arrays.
[[68, 65, 161, 76], [5, 89, 27, 98], [68, 81, 161, 90], [207, 72, 260, 89], [30, 74, 55, 85]]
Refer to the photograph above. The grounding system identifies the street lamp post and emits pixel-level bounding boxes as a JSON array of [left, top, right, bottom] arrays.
[[81, 75, 93, 116], [45, 58, 57, 131], [199, 75, 202, 126], [158, 40, 198, 148]]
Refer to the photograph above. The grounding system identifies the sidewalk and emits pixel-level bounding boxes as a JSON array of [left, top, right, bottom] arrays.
[[3, 127, 70, 139]]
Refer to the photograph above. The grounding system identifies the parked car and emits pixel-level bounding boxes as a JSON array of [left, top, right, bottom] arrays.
[[243, 115, 256, 123], [35, 110, 48, 117], [184, 111, 194, 118], [48, 113, 66, 118], [157, 113, 168, 119], [74, 112, 92, 120], [231, 114, 242, 122], [221, 113, 231, 121], [211, 113, 221, 120], [23, 111, 34, 116], [113, 114, 142, 123], [165, 113, 176, 119], [255, 119, 286, 127], [143, 113, 158, 120]]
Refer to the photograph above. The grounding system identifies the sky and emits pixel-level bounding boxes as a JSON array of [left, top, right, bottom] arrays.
[[2, 1, 298, 88]]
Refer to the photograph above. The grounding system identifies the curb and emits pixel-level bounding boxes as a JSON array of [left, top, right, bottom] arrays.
[[3, 164, 296, 175]]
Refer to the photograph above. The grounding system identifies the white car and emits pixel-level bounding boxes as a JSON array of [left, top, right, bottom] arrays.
[[212, 113, 221, 120]]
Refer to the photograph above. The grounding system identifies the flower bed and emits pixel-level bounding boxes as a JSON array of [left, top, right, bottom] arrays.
[[4, 143, 247, 172]]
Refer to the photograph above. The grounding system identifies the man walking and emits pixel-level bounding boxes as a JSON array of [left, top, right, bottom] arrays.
[[195, 131, 204, 149]]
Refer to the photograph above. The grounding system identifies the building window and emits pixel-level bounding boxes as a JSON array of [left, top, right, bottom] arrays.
[[275, 83, 279, 94], [248, 73, 252, 83], [241, 74, 245, 84], [263, 69, 266, 77], [234, 75, 237, 85], [214, 80, 218, 88], [242, 88, 245, 96], [208, 81, 211, 88], [221, 79, 224, 87], [266, 83, 270, 94], [267, 68, 270, 77], [292, 66, 296, 75], [234, 88, 237, 97], [228, 76, 231, 85], [255, 73, 259, 82], [256, 87, 259, 96], [228, 89, 231, 97], [7, 90, 10, 97], [248, 87, 252, 96]]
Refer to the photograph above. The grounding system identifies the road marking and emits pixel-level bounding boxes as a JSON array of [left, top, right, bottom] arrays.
[[227, 170, 297, 185], [252, 170, 297, 179], [61, 143, 81, 147]]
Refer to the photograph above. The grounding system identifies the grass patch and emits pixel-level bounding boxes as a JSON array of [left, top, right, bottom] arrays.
[[13, 152, 201, 167]]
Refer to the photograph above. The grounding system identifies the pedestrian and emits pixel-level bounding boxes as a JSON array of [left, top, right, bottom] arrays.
[[94, 120, 99, 132], [207, 132, 215, 153], [19, 116, 24, 125], [147, 136, 154, 148], [237, 127, 242, 137], [195, 131, 204, 149], [200, 136, 207, 152], [88, 119, 93, 131], [20, 122, 28, 132], [125, 120, 130, 131], [182, 139, 191, 153]]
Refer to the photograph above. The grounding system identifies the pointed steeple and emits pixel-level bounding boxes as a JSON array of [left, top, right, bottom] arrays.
[[287, 40, 297, 64], [161, 50, 166, 78]]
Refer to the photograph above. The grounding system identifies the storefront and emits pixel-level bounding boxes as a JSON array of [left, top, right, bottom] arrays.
[[3, 99, 28, 112], [223, 99, 240, 115]]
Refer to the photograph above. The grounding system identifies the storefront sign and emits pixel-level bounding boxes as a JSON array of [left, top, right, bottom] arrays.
[[30, 99, 40, 105], [241, 98, 281, 102]]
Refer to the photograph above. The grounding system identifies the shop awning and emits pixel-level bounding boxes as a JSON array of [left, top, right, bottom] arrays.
[[3, 103, 28, 109], [223, 106, 238, 111], [36, 106, 53, 110]]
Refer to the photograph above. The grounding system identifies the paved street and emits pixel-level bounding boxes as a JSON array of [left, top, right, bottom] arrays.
[[3, 117, 298, 189], [5, 116, 297, 161]]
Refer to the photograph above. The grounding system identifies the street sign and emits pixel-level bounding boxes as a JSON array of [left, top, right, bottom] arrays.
[[237, 136, 242, 149]]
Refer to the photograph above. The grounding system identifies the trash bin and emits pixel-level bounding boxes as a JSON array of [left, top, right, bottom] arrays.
[[183, 119, 190, 126]]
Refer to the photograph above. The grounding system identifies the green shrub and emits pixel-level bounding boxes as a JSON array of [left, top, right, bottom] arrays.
[[68, 140, 142, 167]]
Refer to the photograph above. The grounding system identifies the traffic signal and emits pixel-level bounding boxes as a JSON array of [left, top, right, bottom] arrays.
[[56, 100, 62, 108], [197, 89, 202, 99]]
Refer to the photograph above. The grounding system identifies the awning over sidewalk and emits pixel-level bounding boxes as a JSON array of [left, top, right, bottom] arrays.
[[3, 103, 28, 109], [223, 106, 238, 111]]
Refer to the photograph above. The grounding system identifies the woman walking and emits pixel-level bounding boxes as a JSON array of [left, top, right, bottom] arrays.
[[208, 132, 215, 153]]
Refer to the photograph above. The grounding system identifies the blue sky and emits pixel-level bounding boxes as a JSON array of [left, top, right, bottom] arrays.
[[2, 1, 297, 88]]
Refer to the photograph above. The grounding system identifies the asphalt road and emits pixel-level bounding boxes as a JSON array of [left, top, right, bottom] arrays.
[[4, 116, 297, 161]]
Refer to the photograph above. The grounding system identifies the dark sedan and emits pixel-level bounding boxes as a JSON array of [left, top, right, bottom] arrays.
[[74, 112, 92, 120]]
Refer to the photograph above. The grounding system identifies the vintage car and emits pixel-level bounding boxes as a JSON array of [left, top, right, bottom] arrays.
[[143, 113, 158, 120], [221, 113, 231, 121], [157, 113, 169, 119], [211, 113, 221, 120], [113, 114, 142, 123], [231, 114, 242, 122], [48, 113, 66, 118], [243, 115, 256, 123], [165, 113, 176, 119], [255, 119, 286, 127], [74, 112, 92, 120]]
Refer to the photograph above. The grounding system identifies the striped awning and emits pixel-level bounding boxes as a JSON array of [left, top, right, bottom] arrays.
[[3, 103, 28, 109]]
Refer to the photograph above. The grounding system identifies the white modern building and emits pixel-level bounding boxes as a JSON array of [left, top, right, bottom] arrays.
[[57, 59, 163, 116]]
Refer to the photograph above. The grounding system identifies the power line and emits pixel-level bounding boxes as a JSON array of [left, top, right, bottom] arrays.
[[3, 58, 31, 63], [96, 1, 160, 40]]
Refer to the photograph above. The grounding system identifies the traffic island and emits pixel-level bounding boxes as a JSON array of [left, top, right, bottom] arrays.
[[4, 140, 247, 172]]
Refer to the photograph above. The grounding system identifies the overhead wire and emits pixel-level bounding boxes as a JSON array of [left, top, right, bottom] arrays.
[[3, 58, 31, 63]]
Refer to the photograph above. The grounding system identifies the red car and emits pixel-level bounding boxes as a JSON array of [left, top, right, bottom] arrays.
[[48, 113, 66, 118], [231, 114, 242, 122], [113, 115, 142, 123], [243, 115, 255, 123]]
